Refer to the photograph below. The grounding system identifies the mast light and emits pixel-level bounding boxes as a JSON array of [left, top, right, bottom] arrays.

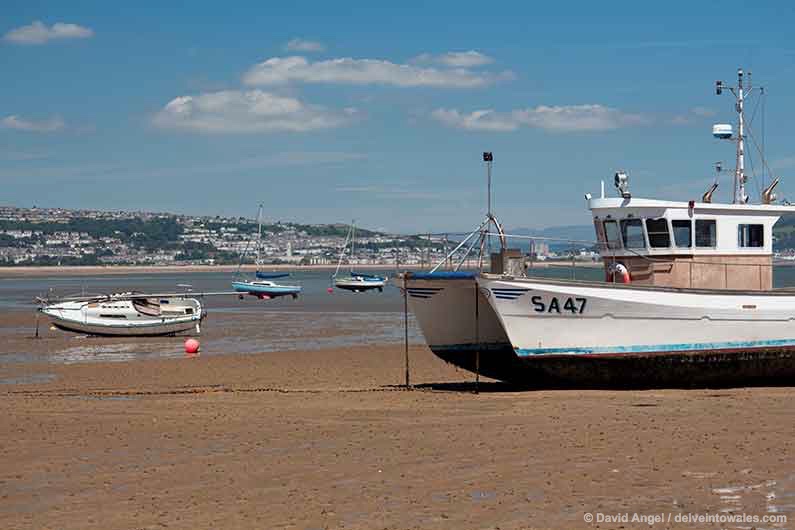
[[614, 171, 631, 199]]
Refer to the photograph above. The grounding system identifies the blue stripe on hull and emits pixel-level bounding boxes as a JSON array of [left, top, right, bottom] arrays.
[[427, 342, 795, 388], [515, 338, 795, 357]]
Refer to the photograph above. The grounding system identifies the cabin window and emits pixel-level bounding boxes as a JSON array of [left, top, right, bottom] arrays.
[[645, 218, 670, 248], [672, 220, 692, 248], [98, 314, 127, 319], [695, 219, 717, 247], [185, 308, 194, 315], [593, 219, 606, 244], [738, 224, 764, 248], [603, 220, 621, 249], [620, 219, 645, 249]]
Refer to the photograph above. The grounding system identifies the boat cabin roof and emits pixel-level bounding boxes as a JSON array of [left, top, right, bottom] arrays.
[[587, 197, 795, 257]]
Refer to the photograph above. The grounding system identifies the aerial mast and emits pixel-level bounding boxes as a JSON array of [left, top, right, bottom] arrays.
[[735, 68, 747, 204], [715, 68, 750, 204], [483, 151, 493, 256]]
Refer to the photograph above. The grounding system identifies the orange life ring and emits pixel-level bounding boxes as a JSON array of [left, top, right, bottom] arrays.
[[607, 263, 631, 284]]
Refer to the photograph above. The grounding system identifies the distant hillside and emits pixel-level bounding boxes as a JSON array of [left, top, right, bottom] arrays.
[[503, 225, 595, 252], [508, 225, 595, 243]]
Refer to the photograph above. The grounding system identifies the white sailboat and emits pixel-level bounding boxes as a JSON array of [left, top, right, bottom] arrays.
[[333, 221, 387, 292], [405, 69, 795, 387]]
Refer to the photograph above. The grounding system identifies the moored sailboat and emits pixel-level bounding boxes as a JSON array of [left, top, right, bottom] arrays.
[[232, 204, 302, 300], [333, 221, 387, 292]]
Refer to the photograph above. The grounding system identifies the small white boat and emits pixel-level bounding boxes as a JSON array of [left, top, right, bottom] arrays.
[[334, 272, 387, 293], [40, 294, 203, 336]]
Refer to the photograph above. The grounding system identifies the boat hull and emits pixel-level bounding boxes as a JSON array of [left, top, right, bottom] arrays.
[[232, 281, 301, 299], [47, 316, 201, 337], [335, 277, 386, 292], [403, 273, 519, 380], [478, 275, 795, 387], [41, 297, 203, 337]]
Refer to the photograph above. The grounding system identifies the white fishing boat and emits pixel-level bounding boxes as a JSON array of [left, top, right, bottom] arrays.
[[39, 293, 204, 336], [333, 221, 387, 292], [405, 69, 795, 387]]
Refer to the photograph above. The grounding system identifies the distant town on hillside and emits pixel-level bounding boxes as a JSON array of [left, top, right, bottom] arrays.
[[3, 205, 795, 267]]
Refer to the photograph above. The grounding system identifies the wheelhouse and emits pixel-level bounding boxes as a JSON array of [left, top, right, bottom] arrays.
[[588, 197, 795, 290]]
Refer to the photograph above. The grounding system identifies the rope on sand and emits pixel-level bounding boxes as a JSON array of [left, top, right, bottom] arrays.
[[2, 384, 430, 398]]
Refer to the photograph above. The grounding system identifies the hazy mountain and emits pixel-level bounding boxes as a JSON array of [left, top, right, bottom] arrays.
[[506, 225, 595, 248]]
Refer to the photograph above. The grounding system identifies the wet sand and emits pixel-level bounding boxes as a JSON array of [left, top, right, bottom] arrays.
[[2, 334, 794, 529]]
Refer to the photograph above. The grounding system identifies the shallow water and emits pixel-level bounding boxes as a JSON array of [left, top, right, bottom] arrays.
[[5, 266, 795, 366]]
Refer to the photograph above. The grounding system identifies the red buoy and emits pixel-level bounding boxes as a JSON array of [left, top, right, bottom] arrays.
[[184, 338, 200, 355], [327, 287, 333, 294]]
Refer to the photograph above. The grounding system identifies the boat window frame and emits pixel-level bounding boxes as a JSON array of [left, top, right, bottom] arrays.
[[602, 219, 622, 250], [619, 218, 646, 250], [671, 219, 693, 249], [645, 218, 671, 249], [738, 223, 764, 248], [695, 218, 717, 248]]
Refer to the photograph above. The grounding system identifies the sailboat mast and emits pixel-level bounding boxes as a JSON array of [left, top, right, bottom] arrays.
[[333, 223, 352, 278], [256, 203, 263, 267], [350, 220, 355, 272]]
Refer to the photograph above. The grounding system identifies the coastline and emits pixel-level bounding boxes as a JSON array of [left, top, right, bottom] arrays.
[[0, 263, 399, 277], [0, 260, 603, 277]]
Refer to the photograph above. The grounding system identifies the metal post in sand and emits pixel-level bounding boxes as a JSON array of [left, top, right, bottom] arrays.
[[403, 275, 411, 389], [475, 288, 481, 394]]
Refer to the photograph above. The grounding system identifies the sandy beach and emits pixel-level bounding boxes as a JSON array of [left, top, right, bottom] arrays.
[[2, 328, 794, 529]]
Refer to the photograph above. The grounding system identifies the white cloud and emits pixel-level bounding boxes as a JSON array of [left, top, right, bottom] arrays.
[[243, 55, 509, 88], [690, 106, 716, 117], [0, 150, 50, 161], [773, 156, 795, 170], [152, 89, 354, 133], [284, 38, 325, 53], [413, 50, 494, 68], [3, 21, 93, 45], [670, 106, 717, 124], [431, 109, 518, 132], [1, 115, 65, 132], [432, 105, 647, 132]]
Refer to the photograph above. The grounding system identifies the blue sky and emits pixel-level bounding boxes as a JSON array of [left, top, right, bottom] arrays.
[[2, 1, 795, 233]]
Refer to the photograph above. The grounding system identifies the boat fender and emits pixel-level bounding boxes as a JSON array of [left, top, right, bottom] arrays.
[[607, 262, 631, 283]]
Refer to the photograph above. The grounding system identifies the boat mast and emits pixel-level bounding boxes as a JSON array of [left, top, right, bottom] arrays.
[[333, 223, 353, 278], [716, 68, 749, 204], [485, 151, 493, 256], [735, 69, 747, 204], [350, 220, 355, 272], [256, 203, 263, 268]]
